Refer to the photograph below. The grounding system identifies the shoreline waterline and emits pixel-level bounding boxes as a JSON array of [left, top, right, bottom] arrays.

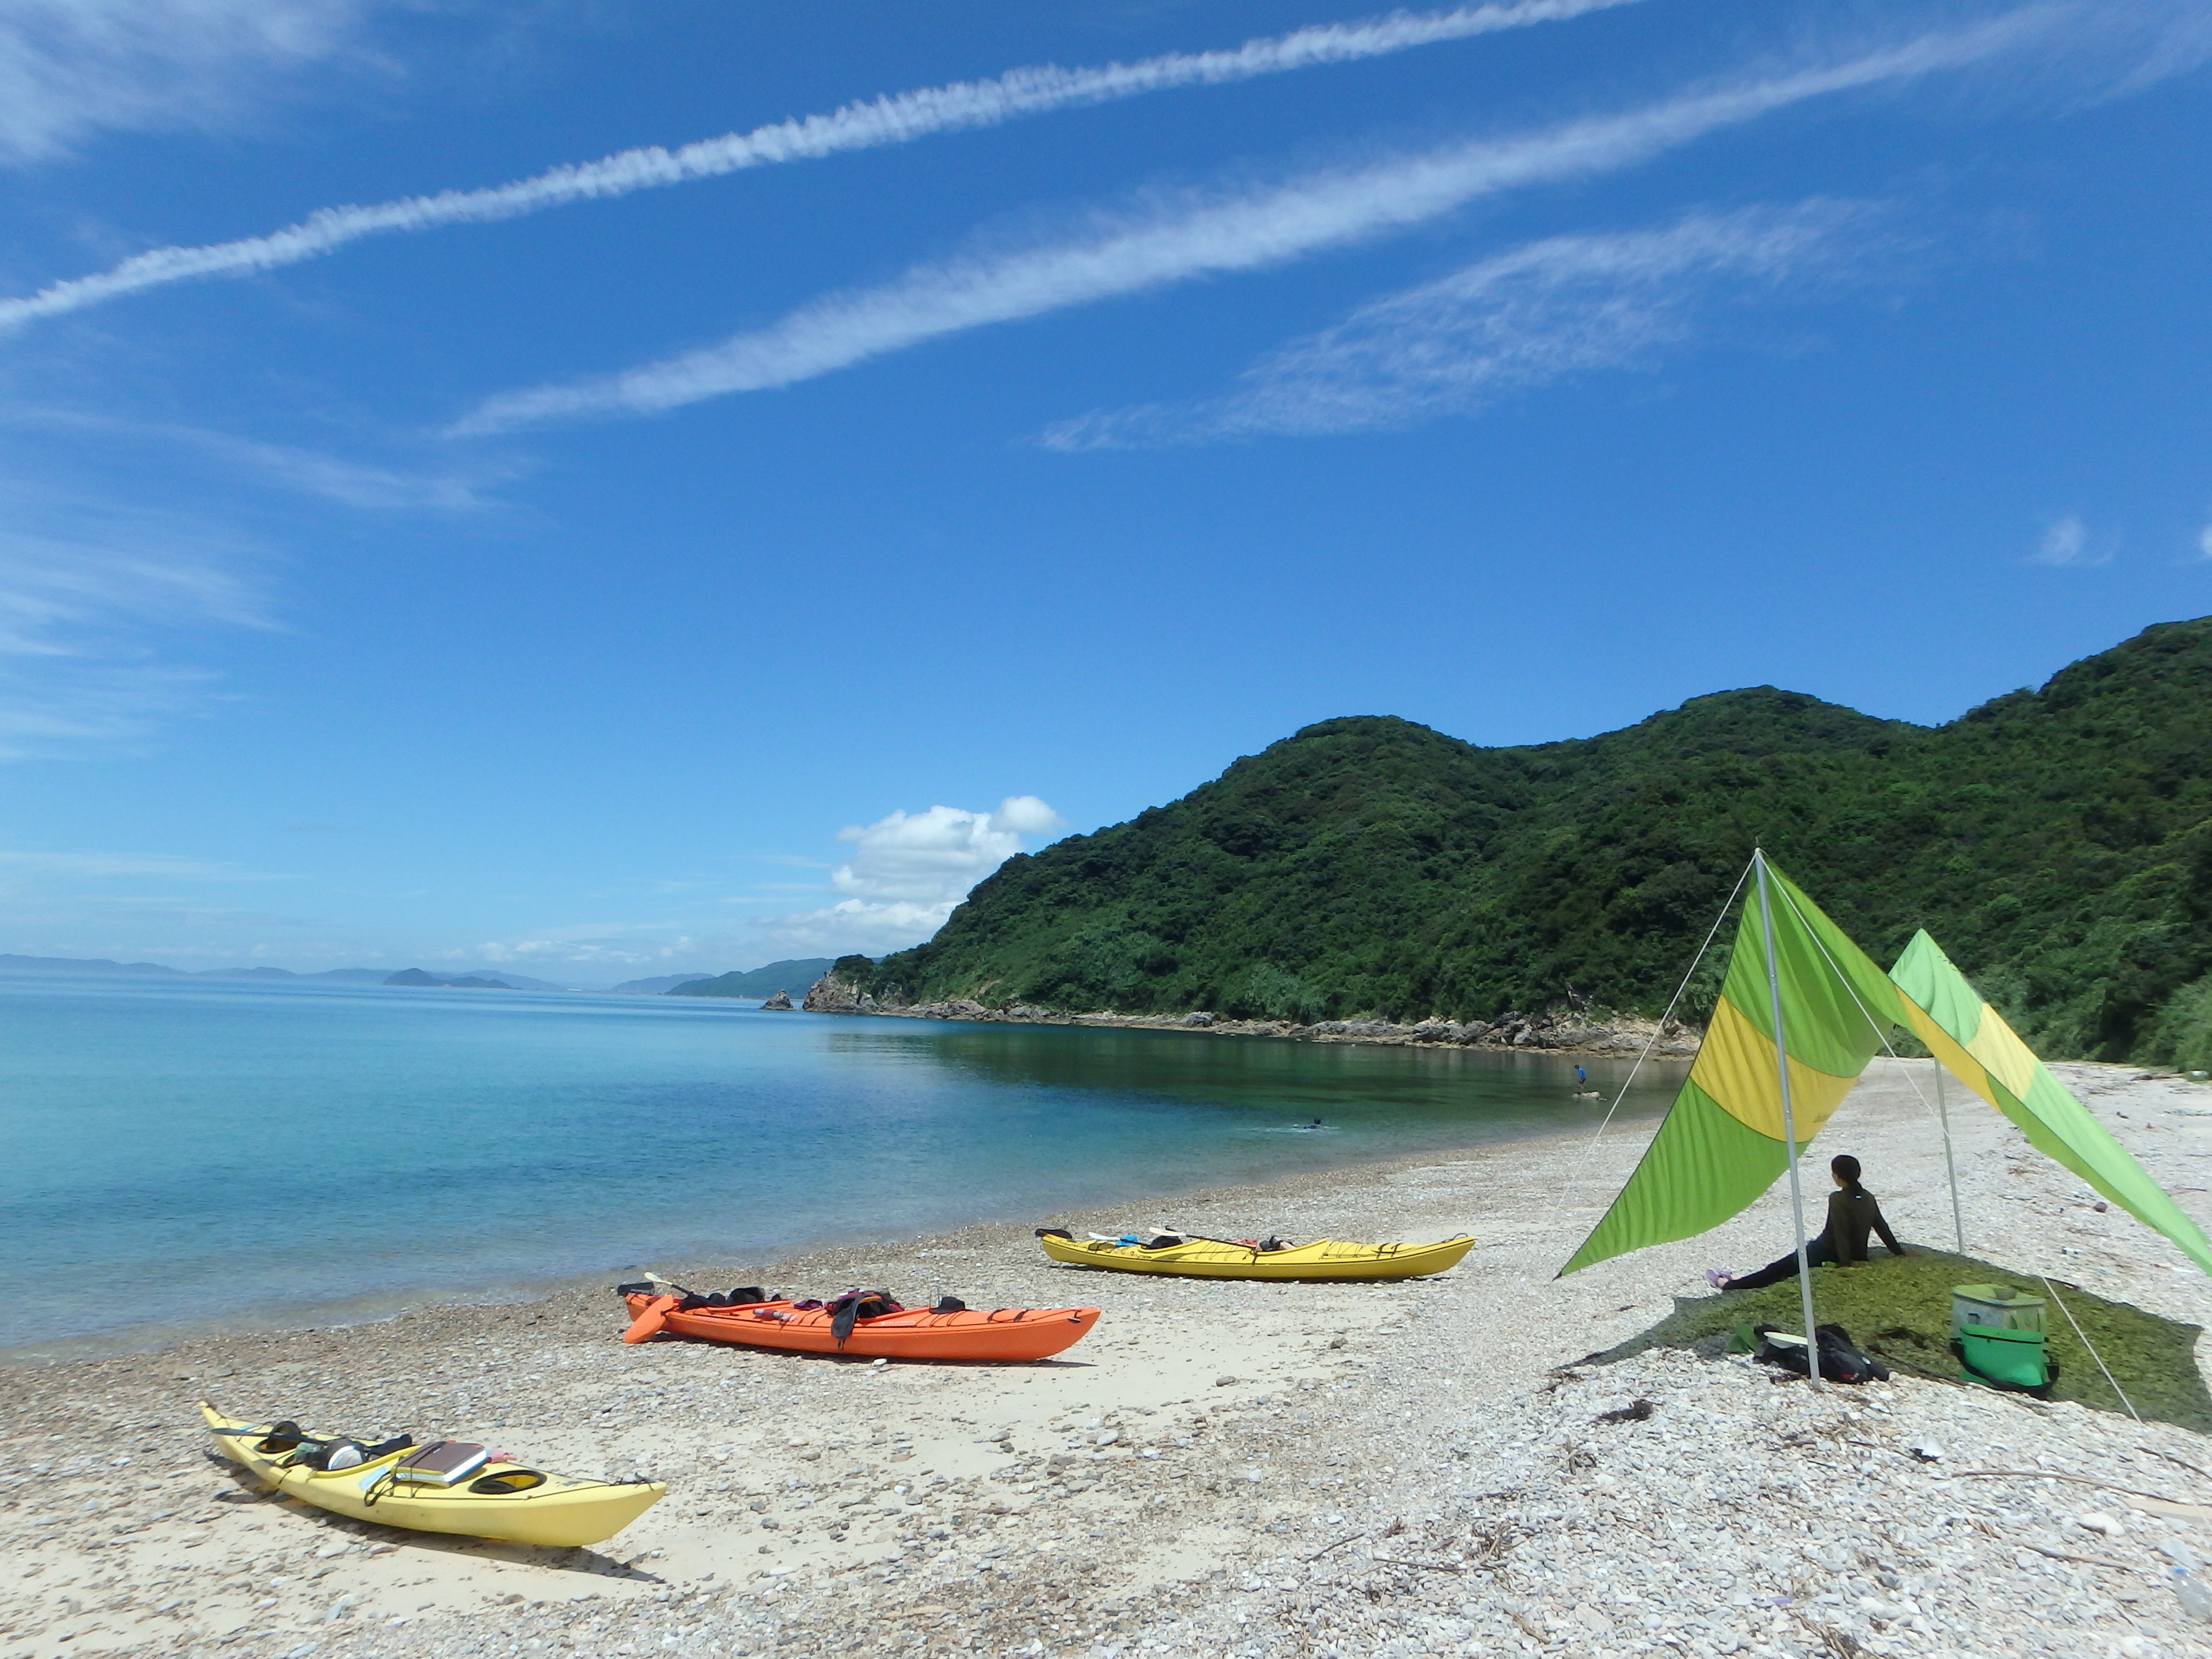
[[0, 1113, 1621, 1370], [0, 973, 1681, 1363]]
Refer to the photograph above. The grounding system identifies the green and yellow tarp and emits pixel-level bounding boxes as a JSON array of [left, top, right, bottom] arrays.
[[1889, 930, 2212, 1275], [1563, 860, 1906, 1274], [1563, 860, 2212, 1278]]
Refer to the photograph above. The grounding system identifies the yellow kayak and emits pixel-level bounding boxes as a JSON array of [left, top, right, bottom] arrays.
[[1036, 1229, 1474, 1280], [201, 1403, 664, 1548]]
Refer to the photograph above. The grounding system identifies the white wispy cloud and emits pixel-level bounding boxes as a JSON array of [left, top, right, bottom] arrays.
[[468, 929, 687, 968], [2080, 0, 2212, 100], [167, 430, 511, 510], [0, 403, 496, 759], [2029, 514, 2116, 565], [0, 476, 275, 758], [1043, 200, 1890, 446], [450, 13, 2054, 436], [0, 0, 367, 164], [2194, 521, 2212, 561], [0, 847, 287, 881], [761, 899, 964, 956], [0, 0, 1636, 337], [7, 409, 516, 510]]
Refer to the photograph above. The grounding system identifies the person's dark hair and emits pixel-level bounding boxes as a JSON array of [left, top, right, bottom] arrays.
[[1831, 1154, 1869, 1197]]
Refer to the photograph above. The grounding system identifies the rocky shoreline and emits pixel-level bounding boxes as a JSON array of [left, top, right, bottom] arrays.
[[799, 974, 1701, 1058]]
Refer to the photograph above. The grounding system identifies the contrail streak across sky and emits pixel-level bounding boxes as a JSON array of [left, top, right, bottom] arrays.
[[453, 13, 2049, 435], [0, 0, 1639, 338]]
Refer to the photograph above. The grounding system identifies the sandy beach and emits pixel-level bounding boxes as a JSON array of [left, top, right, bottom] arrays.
[[7, 1057, 2212, 1659]]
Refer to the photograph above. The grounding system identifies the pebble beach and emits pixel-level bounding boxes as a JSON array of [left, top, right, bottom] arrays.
[[7, 1058, 2212, 1659]]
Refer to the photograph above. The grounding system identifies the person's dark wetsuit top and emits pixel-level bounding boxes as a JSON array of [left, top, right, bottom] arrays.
[[1724, 1188, 1904, 1290], [1824, 1187, 1903, 1265]]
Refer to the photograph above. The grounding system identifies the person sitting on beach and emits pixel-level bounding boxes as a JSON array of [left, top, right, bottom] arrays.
[[1707, 1154, 1906, 1291]]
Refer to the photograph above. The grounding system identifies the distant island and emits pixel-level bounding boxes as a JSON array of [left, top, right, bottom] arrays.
[[0, 955, 388, 984], [0, 956, 569, 991], [383, 969, 516, 990], [606, 972, 720, 995], [664, 959, 836, 1000], [834, 616, 2212, 1069]]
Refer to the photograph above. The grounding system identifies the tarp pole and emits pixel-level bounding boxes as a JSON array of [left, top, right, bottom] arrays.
[[1755, 849, 1823, 1391], [1937, 1060, 1965, 1252]]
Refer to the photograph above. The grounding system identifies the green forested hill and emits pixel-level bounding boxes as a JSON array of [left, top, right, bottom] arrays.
[[666, 959, 835, 999], [858, 618, 2212, 1065]]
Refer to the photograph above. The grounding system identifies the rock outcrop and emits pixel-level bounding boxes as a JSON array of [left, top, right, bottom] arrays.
[[801, 973, 879, 1013], [758, 989, 793, 1010]]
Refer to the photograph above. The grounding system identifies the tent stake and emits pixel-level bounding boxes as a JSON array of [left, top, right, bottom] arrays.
[[1755, 849, 1823, 1391], [1937, 1060, 1965, 1253]]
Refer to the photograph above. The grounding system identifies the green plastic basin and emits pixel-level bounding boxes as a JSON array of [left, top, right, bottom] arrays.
[[1960, 1323, 2049, 1389]]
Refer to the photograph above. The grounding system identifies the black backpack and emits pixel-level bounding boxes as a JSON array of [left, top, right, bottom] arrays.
[[1755, 1322, 1890, 1385]]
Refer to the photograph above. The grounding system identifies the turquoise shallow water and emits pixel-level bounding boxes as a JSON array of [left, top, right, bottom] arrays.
[[0, 977, 1676, 1359]]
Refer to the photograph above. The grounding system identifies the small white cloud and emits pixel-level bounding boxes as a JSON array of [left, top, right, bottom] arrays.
[[2030, 514, 2116, 566], [724, 795, 1070, 953], [990, 794, 1065, 836], [830, 796, 1066, 906], [2039, 516, 2085, 564], [2195, 520, 2212, 561]]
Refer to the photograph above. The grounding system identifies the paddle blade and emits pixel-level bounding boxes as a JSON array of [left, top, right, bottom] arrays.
[[621, 1295, 678, 1344]]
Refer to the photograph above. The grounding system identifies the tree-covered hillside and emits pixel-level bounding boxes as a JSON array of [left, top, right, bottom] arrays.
[[859, 618, 2212, 1065], [666, 959, 835, 999]]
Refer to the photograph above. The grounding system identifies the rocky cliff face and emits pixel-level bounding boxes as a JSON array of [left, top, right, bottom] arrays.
[[801, 973, 878, 1013]]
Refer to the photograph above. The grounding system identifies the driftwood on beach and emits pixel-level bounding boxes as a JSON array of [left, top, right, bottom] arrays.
[[799, 971, 1699, 1057]]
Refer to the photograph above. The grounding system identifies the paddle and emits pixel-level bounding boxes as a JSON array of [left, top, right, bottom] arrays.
[[621, 1294, 680, 1344]]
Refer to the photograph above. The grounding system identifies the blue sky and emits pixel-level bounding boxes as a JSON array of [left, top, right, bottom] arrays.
[[1, 0, 2209, 982]]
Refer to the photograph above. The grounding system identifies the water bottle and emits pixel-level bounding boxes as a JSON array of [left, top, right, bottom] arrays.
[[2174, 1566, 2212, 1623]]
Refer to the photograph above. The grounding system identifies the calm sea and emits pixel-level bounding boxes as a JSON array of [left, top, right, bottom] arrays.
[[0, 976, 1677, 1360]]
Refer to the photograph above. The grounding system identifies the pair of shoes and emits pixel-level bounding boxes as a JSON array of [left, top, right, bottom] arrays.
[[1704, 1267, 1734, 1289]]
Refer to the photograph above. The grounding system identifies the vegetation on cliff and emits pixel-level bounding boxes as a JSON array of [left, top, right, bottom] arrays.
[[857, 618, 2212, 1063], [667, 959, 835, 999]]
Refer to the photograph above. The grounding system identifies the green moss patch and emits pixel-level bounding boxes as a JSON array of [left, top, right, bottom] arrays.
[[1589, 1248, 2211, 1432]]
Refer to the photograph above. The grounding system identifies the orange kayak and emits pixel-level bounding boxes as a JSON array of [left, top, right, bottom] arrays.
[[620, 1293, 1099, 1362]]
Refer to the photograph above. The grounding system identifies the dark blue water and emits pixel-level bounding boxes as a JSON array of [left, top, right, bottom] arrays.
[[0, 976, 1675, 1358]]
